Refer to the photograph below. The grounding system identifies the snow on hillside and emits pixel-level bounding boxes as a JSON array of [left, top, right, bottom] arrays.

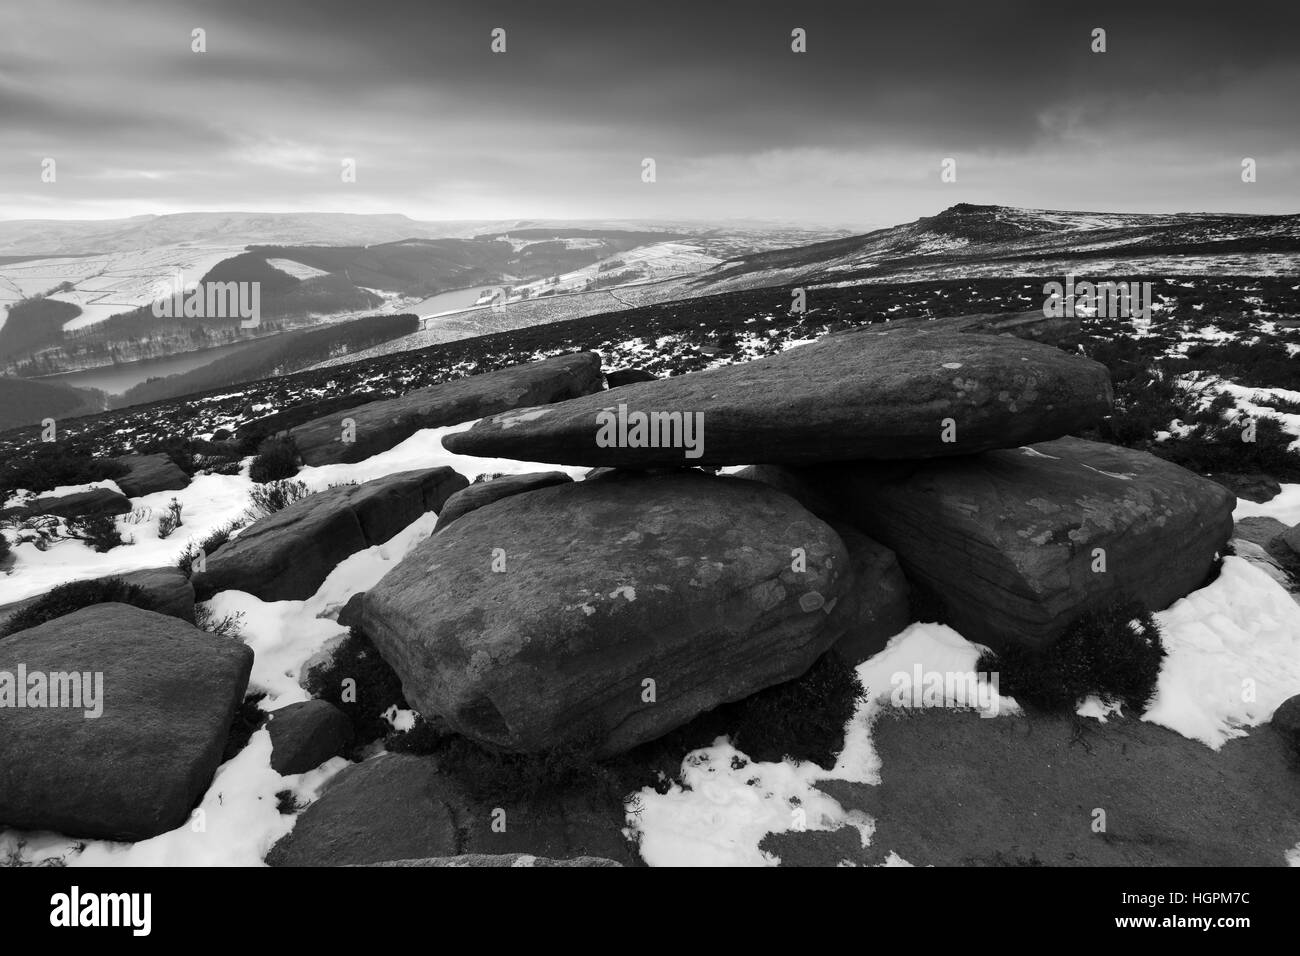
[[265, 258, 330, 281], [697, 205, 1300, 295], [502, 241, 722, 303], [0, 213, 499, 257], [0, 244, 247, 332]]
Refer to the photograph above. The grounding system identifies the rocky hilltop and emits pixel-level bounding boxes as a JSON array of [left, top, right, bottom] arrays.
[[1, 309, 1297, 868]]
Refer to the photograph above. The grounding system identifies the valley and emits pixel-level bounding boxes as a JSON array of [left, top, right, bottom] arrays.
[[0, 214, 843, 387]]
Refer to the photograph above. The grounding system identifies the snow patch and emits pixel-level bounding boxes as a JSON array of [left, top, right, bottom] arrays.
[[1143, 558, 1300, 749]]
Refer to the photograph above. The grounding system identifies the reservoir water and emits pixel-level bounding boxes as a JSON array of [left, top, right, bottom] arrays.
[[40, 339, 265, 395], [410, 286, 504, 317], [37, 286, 503, 395]]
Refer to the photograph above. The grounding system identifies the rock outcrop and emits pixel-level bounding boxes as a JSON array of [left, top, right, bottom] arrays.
[[827, 525, 912, 664], [1271, 694, 1300, 755], [289, 352, 604, 466], [1233, 516, 1290, 550], [112, 454, 191, 497], [267, 699, 355, 774], [1230, 517, 1299, 594], [789, 437, 1235, 649], [605, 367, 658, 388], [266, 753, 636, 866], [0, 565, 196, 633], [1208, 472, 1282, 504], [433, 471, 573, 532], [887, 308, 1083, 349], [442, 330, 1112, 467], [1282, 522, 1300, 559], [7, 488, 131, 520], [361, 472, 856, 755], [194, 467, 467, 601], [0, 604, 253, 841]]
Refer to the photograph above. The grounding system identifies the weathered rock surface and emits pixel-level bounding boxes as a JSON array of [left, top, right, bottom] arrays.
[[121, 565, 198, 622], [1271, 695, 1300, 754], [1282, 522, 1300, 558], [1233, 516, 1289, 550], [888, 308, 1083, 349], [790, 437, 1235, 649], [1230, 538, 1295, 592], [827, 525, 912, 665], [265, 753, 636, 866], [194, 467, 467, 601], [289, 352, 604, 466], [442, 330, 1112, 467], [0, 604, 253, 841], [764, 709, 1300, 867], [267, 699, 355, 774], [236, 391, 382, 446], [1209, 472, 1282, 504], [1231, 517, 1299, 593], [112, 454, 191, 497], [433, 471, 573, 532], [0, 565, 196, 633], [734, 464, 841, 520], [8, 487, 131, 520], [361, 472, 854, 755], [605, 367, 658, 388]]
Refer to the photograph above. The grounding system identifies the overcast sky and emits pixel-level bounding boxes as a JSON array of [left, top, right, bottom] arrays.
[[1, 0, 1297, 228]]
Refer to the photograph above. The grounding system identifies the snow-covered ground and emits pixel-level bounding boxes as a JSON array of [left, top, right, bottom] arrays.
[[264, 258, 330, 281], [626, 557, 1300, 866], [1234, 482, 1300, 526], [1173, 376, 1300, 452], [0, 423, 589, 606], [1144, 558, 1300, 749], [502, 241, 722, 304], [628, 622, 1019, 867], [0, 244, 247, 333], [2, 425, 1299, 867], [0, 421, 590, 866]]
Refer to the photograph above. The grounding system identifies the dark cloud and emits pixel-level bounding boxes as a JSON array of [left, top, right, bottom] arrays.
[[1, 0, 1296, 224]]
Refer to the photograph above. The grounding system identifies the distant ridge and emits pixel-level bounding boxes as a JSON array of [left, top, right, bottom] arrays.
[[692, 203, 1300, 292]]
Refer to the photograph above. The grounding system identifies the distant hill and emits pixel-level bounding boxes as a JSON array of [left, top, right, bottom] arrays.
[[0, 375, 106, 431], [0, 213, 498, 257], [247, 232, 691, 298], [689, 204, 1300, 293], [0, 220, 712, 376], [0, 296, 81, 360], [0, 213, 700, 257]]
